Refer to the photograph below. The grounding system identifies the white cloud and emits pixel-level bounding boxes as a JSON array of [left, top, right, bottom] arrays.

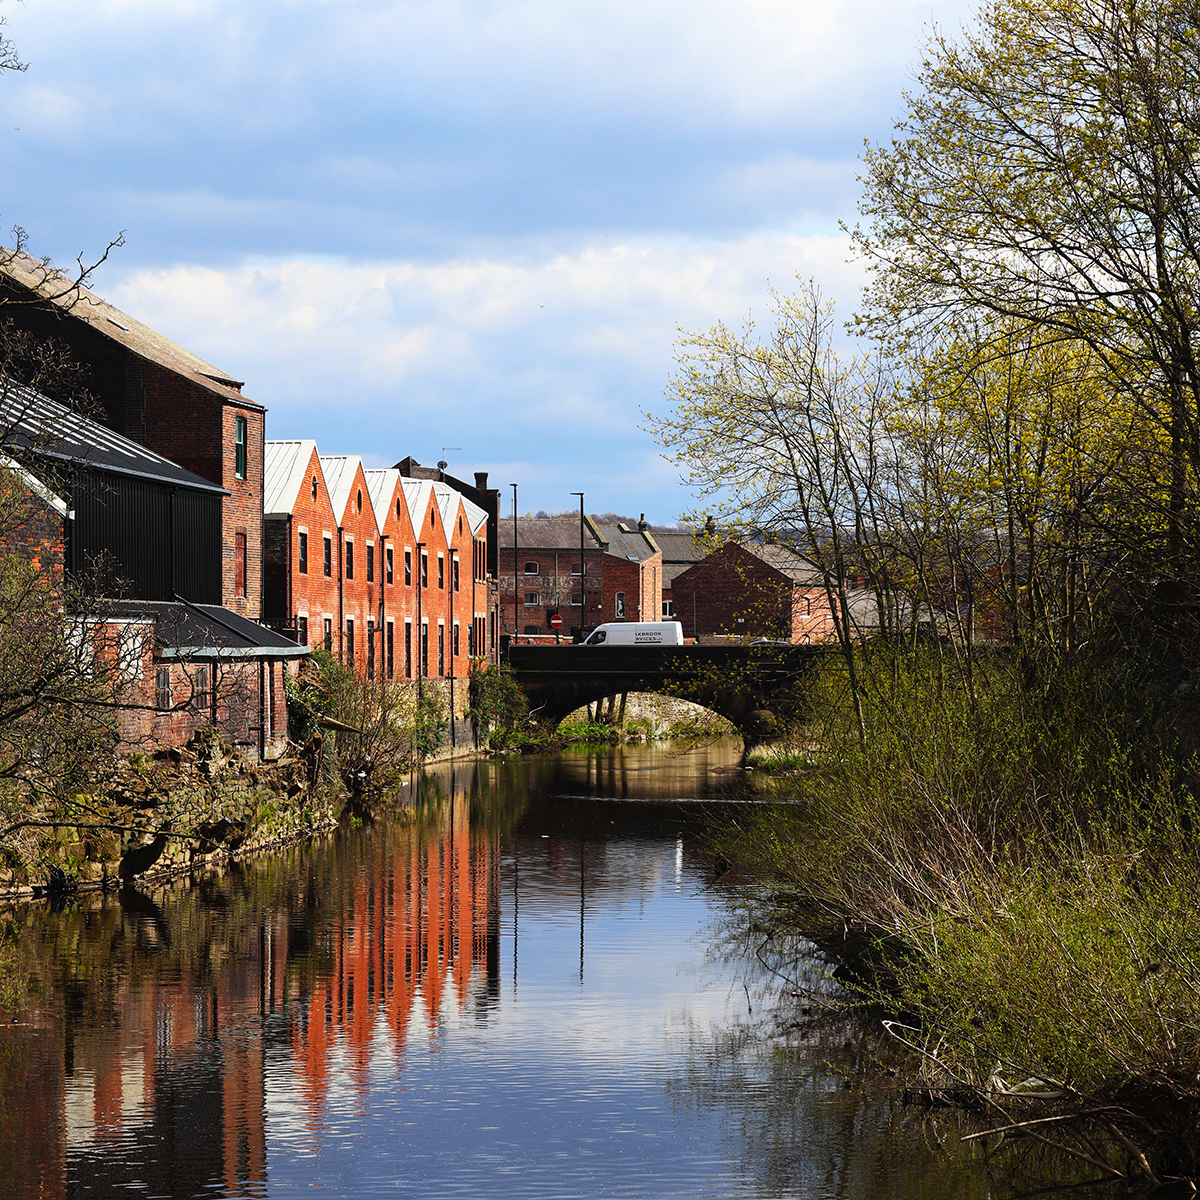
[[105, 234, 867, 520]]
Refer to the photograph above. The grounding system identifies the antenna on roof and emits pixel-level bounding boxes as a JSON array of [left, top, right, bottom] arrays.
[[438, 447, 462, 481]]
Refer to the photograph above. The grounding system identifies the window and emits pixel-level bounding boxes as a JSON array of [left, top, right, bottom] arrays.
[[585, 629, 607, 645], [386, 547, 394, 585], [396, 498, 401, 518], [404, 549, 412, 585], [524, 591, 540, 606], [524, 561, 540, 575], [356, 488, 363, 513], [155, 667, 171, 711], [324, 617, 332, 652], [459, 515, 463, 534], [345, 540, 354, 580], [298, 531, 308, 575], [234, 416, 247, 480], [193, 666, 209, 712], [452, 558, 459, 591], [367, 543, 375, 583], [437, 624, 445, 676], [367, 619, 375, 679], [311, 476, 318, 501], [235, 531, 247, 597], [430, 510, 435, 529], [405, 620, 412, 678], [346, 619, 355, 664], [571, 592, 583, 607], [615, 592, 626, 619], [571, 561, 587, 576], [297, 615, 308, 645], [421, 622, 429, 676], [523, 625, 540, 635], [452, 622, 459, 657], [437, 553, 444, 589], [662, 600, 675, 618], [323, 536, 332, 577], [386, 620, 394, 679], [421, 552, 428, 588]]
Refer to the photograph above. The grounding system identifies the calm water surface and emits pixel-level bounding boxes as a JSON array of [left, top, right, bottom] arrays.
[[0, 741, 997, 1199]]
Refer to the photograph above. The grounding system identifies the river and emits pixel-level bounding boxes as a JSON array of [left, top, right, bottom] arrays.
[[0, 741, 1008, 1198]]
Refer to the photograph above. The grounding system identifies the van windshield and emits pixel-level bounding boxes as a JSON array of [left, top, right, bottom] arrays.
[[585, 630, 606, 645]]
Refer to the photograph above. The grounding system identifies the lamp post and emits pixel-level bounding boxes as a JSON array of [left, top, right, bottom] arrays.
[[510, 482, 518, 647], [449, 546, 458, 748], [379, 533, 389, 679], [416, 540, 426, 722], [570, 491, 584, 637]]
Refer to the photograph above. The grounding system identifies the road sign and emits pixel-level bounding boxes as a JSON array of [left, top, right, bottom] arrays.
[[549, 613, 563, 629]]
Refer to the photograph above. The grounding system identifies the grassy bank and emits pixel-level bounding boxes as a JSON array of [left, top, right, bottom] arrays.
[[717, 645, 1200, 1182]]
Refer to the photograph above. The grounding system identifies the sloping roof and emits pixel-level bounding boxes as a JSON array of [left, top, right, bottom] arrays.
[[364, 467, 401, 523], [0, 249, 259, 408], [99, 600, 310, 658], [431, 480, 458, 531], [497, 515, 606, 552], [400, 477, 433, 534], [264, 439, 319, 517], [593, 522, 660, 563], [1, 383, 227, 495], [748, 543, 823, 584], [318, 454, 370, 523], [654, 529, 708, 565], [462, 494, 487, 536]]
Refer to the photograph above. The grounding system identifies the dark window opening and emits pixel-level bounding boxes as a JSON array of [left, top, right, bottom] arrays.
[[404, 549, 412, 585], [367, 544, 375, 583], [235, 531, 247, 597], [387, 621, 394, 679], [452, 623, 459, 657], [155, 668, 171, 711], [386, 547, 394, 585], [367, 619, 375, 679], [346, 619, 355, 664], [323, 536, 332, 577], [311, 476, 317, 500], [345, 540, 354, 580], [405, 621, 412, 678], [523, 625, 539, 635], [421, 553, 428, 588], [298, 531, 308, 575], [234, 416, 247, 480], [193, 666, 209, 712], [421, 623, 429, 675], [437, 555, 444, 589], [298, 615, 308, 645], [523, 561, 539, 575], [324, 618, 332, 652], [452, 558, 459, 591], [437, 625, 445, 676], [524, 591, 539, 606]]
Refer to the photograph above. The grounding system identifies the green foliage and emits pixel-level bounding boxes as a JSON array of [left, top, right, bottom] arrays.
[[466, 665, 528, 749], [414, 686, 447, 758]]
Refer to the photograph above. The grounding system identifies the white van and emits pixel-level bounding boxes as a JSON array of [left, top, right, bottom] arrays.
[[582, 621, 685, 646]]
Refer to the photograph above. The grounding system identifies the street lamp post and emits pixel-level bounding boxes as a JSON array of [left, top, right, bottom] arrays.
[[449, 547, 458, 749], [570, 491, 584, 638], [510, 482, 518, 647]]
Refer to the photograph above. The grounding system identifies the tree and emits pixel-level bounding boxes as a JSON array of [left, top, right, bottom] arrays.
[[853, 0, 1200, 568]]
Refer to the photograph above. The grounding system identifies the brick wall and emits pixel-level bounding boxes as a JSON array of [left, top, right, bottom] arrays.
[[497, 545, 607, 640], [671, 544, 797, 641], [334, 462, 383, 676]]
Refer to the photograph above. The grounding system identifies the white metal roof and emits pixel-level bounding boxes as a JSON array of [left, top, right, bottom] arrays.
[[400, 477, 434, 534], [263, 439, 319, 518], [318, 454, 369, 524], [363, 467, 401, 525], [462, 494, 487, 536]]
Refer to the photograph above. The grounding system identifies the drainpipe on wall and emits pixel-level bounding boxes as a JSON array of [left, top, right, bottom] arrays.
[[337, 524, 344, 664], [286, 513, 293, 636], [379, 533, 389, 676]]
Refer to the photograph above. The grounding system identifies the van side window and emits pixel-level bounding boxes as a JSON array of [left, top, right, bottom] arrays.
[[586, 630, 606, 645]]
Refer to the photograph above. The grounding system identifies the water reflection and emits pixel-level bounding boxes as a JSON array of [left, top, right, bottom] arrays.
[[0, 742, 1023, 1198]]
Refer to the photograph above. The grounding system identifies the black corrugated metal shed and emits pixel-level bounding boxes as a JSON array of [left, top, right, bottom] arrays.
[[2, 385, 227, 603]]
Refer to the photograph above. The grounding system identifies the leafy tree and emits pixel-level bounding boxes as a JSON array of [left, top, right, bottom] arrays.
[[853, 0, 1200, 566]]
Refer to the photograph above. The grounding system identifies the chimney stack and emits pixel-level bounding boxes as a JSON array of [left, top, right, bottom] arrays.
[[638, 513, 647, 532], [475, 471, 489, 491], [704, 515, 716, 536]]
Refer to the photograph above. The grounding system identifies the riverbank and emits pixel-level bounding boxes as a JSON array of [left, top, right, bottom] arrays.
[[0, 728, 345, 901], [713, 649, 1200, 1186]]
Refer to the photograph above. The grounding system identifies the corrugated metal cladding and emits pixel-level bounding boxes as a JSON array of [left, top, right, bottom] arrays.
[[68, 470, 222, 603]]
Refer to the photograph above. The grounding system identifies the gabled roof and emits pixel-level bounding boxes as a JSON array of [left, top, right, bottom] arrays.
[[653, 529, 708, 565], [318, 454, 372, 524], [400, 477, 434, 535], [0, 249, 259, 408], [1, 383, 227, 495], [363, 467, 401, 524], [748, 543, 822, 584], [264, 439, 320, 518]]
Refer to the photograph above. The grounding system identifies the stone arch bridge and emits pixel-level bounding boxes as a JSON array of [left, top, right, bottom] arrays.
[[505, 643, 826, 739]]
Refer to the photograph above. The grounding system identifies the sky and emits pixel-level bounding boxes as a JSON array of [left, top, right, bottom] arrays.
[[0, 0, 974, 524]]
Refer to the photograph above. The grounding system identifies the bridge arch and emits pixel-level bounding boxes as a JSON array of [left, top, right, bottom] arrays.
[[506, 643, 824, 741]]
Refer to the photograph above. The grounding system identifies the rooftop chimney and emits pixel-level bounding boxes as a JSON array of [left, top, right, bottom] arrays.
[[475, 471, 488, 491], [638, 513, 647, 532], [704, 515, 716, 536]]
